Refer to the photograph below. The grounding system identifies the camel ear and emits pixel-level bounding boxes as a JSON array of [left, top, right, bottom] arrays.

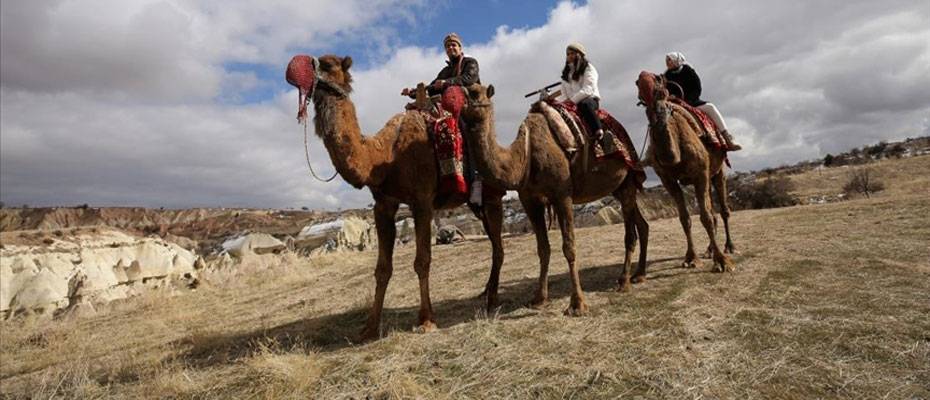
[[342, 56, 353, 71], [486, 84, 495, 99]]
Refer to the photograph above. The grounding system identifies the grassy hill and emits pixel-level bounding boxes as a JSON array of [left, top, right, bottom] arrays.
[[1, 155, 929, 399]]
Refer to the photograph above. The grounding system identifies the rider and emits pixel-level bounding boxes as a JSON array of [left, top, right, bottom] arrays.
[[401, 33, 485, 209], [556, 42, 605, 143], [663, 52, 742, 150], [402, 33, 481, 98]]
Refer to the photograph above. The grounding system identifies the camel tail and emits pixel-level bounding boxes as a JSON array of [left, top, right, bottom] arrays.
[[546, 204, 555, 231]]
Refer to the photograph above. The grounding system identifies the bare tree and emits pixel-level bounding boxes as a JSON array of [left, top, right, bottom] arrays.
[[843, 168, 885, 198]]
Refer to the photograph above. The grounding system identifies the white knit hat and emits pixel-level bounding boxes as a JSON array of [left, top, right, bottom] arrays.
[[567, 42, 587, 57]]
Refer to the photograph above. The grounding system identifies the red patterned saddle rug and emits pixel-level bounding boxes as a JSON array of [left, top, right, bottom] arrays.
[[424, 86, 468, 196], [668, 98, 727, 151], [547, 101, 644, 170]]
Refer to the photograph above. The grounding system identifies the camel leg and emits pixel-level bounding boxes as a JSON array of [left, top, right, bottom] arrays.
[[553, 196, 588, 316], [411, 205, 438, 332], [478, 198, 505, 312], [522, 196, 551, 308], [712, 172, 736, 254], [614, 181, 649, 290], [695, 177, 734, 272], [703, 213, 718, 259], [359, 199, 399, 341], [660, 176, 700, 268]]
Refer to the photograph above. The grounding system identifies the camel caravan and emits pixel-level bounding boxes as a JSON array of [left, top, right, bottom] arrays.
[[285, 33, 741, 340]]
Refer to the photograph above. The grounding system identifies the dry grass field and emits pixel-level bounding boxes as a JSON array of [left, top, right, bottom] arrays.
[[2, 155, 929, 399]]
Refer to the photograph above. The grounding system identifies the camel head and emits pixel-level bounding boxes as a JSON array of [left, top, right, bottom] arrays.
[[310, 55, 354, 98], [637, 71, 680, 165], [286, 54, 354, 124], [636, 71, 670, 125], [460, 83, 496, 122]]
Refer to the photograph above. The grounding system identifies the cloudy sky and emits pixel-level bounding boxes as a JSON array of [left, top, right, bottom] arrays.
[[2, 1, 928, 210]]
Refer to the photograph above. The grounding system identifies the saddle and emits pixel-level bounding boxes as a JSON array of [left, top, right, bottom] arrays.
[[407, 84, 470, 197], [667, 97, 729, 151], [535, 100, 644, 170]]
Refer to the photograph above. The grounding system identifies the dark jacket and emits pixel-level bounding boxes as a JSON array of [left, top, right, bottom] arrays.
[[428, 55, 480, 95], [664, 64, 705, 107]]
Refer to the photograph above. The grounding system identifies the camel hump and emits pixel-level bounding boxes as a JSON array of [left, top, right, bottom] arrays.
[[536, 101, 577, 152], [668, 103, 708, 137]]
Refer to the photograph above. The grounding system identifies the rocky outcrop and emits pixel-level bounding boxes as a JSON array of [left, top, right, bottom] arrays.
[[294, 217, 375, 255], [436, 225, 467, 244], [0, 228, 199, 318], [222, 233, 286, 257]]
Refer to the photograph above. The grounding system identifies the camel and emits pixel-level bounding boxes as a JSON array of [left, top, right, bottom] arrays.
[[297, 55, 507, 340], [459, 84, 650, 315], [636, 71, 735, 272]]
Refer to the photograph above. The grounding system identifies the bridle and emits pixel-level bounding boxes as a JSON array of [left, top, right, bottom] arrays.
[[635, 73, 673, 156], [298, 57, 350, 183], [308, 57, 349, 99]]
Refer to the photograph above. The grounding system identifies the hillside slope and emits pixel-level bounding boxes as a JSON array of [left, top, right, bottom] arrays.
[[2, 167, 928, 398]]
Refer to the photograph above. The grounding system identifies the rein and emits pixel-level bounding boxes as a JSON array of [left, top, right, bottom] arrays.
[[298, 58, 345, 183], [301, 116, 339, 182]]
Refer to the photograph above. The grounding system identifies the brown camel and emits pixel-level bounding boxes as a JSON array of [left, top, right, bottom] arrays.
[[636, 71, 735, 272], [299, 55, 507, 340], [459, 84, 650, 315]]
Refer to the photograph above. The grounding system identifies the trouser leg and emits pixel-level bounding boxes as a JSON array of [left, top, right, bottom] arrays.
[[697, 103, 741, 150], [577, 97, 603, 136]]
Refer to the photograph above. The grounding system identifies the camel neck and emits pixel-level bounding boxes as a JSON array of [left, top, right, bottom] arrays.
[[312, 95, 380, 188], [463, 108, 529, 190]]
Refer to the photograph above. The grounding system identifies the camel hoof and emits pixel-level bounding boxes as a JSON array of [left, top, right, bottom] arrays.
[[358, 326, 380, 342], [702, 250, 713, 259], [563, 303, 589, 317], [616, 281, 632, 292], [476, 289, 488, 300], [631, 274, 647, 284], [725, 244, 737, 255], [713, 257, 735, 273], [682, 259, 701, 269], [528, 297, 549, 309], [413, 320, 438, 334]]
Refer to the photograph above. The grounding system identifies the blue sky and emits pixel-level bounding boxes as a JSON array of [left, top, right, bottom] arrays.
[[224, 0, 555, 106], [2, 1, 928, 209]]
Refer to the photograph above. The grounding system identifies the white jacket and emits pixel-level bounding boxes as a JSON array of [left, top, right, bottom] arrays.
[[558, 63, 600, 103]]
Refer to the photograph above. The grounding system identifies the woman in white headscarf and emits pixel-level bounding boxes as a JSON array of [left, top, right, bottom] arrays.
[[663, 52, 741, 150]]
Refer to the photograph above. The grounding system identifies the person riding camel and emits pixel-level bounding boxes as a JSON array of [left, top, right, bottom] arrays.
[[555, 42, 606, 146], [401, 33, 481, 98], [401, 33, 485, 209], [663, 52, 742, 150]]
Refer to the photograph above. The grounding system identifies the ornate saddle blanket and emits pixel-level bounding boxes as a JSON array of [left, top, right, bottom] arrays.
[[668, 98, 730, 151], [545, 100, 644, 171], [414, 86, 468, 196]]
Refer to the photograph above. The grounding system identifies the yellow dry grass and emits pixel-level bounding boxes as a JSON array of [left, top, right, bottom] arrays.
[[2, 156, 929, 399]]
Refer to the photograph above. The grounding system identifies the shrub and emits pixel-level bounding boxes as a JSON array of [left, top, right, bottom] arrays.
[[843, 168, 885, 198], [823, 154, 834, 166], [729, 175, 798, 210]]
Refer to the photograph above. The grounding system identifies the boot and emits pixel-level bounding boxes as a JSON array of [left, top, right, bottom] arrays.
[[469, 178, 483, 207], [600, 129, 613, 150], [720, 130, 742, 151]]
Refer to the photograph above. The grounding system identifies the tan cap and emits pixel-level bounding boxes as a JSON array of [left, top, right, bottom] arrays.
[[567, 42, 587, 56]]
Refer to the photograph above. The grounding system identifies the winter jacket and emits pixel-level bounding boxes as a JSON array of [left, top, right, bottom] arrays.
[[664, 64, 705, 107], [558, 63, 600, 104], [428, 55, 481, 95]]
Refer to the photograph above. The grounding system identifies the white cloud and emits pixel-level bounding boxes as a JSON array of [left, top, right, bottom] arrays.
[[2, 0, 929, 209]]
